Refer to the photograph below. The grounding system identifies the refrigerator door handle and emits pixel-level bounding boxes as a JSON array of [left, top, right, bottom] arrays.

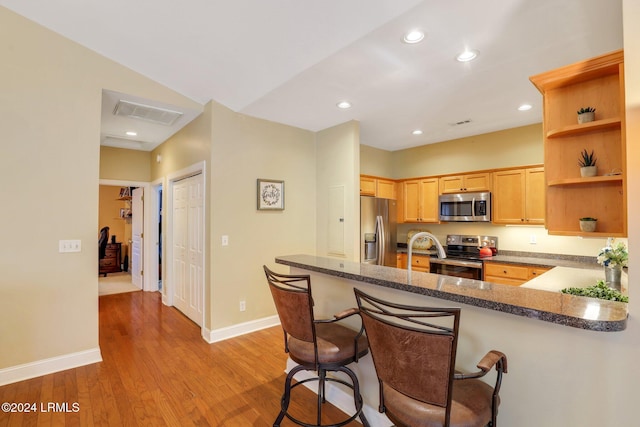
[[376, 215, 385, 265]]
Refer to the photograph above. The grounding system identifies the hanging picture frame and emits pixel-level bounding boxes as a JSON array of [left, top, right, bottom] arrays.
[[257, 179, 284, 210]]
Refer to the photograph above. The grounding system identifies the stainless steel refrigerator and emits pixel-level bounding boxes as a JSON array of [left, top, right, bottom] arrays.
[[360, 196, 397, 267]]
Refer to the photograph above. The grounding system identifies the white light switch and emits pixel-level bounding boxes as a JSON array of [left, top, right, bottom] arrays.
[[221, 235, 229, 246], [59, 239, 82, 253]]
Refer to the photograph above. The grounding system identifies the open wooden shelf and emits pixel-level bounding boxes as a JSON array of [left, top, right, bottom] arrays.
[[546, 117, 621, 138], [530, 49, 627, 237], [547, 175, 623, 187]]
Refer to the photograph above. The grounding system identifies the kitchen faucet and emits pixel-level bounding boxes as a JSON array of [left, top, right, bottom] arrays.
[[407, 231, 446, 284]]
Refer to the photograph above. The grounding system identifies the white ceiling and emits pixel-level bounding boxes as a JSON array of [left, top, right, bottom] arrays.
[[0, 0, 623, 151]]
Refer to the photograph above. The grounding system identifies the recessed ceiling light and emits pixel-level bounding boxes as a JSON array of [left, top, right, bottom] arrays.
[[456, 49, 478, 62], [125, 131, 137, 136], [336, 101, 352, 109], [412, 130, 423, 135], [518, 104, 533, 111], [403, 30, 425, 44]]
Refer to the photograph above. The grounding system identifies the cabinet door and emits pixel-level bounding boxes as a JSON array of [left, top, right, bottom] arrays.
[[419, 178, 439, 223], [439, 176, 464, 194], [360, 176, 376, 196], [463, 173, 491, 192], [492, 170, 526, 224], [525, 168, 545, 224], [403, 180, 421, 222], [440, 173, 490, 193], [377, 179, 396, 199], [397, 253, 407, 269]]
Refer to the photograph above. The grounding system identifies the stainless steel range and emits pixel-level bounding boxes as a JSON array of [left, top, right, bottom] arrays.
[[429, 234, 498, 280]]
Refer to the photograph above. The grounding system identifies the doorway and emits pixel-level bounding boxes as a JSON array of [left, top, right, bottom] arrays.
[[99, 179, 158, 293]]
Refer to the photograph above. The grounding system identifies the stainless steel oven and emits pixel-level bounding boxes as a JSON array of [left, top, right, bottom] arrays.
[[429, 258, 483, 280], [429, 234, 498, 280]]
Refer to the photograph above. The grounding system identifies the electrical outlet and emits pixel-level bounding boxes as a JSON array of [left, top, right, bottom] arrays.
[[221, 235, 229, 246], [529, 234, 537, 244], [239, 300, 246, 312]]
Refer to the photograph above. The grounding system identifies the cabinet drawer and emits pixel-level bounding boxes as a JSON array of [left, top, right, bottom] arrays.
[[99, 258, 117, 268], [411, 255, 430, 269], [528, 267, 551, 279], [484, 275, 525, 286], [484, 263, 529, 280]]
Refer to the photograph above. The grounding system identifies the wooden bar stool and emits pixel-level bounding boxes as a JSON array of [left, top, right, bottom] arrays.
[[264, 265, 370, 427]]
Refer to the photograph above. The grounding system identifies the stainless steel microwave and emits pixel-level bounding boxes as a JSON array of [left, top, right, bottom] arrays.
[[439, 192, 491, 222]]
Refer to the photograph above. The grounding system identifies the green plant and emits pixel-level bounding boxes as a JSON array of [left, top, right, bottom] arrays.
[[579, 217, 597, 221], [578, 148, 597, 167], [561, 280, 628, 302], [577, 107, 596, 114], [597, 240, 628, 268]]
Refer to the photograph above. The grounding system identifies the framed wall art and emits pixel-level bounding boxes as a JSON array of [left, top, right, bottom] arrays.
[[257, 179, 284, 210]]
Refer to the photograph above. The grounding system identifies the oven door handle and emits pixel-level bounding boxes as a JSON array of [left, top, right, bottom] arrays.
[[471, 197, 476, 221], [430, 258, 483, 269]]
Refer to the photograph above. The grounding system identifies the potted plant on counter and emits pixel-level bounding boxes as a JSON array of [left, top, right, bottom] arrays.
[[579, 217, 597, 232], [597, 240, 628, 290], [578, 148, 597, 177], [577, 106, 596, 124]]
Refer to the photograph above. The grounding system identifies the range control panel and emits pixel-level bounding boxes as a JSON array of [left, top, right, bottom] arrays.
[[446, 234, 498, 248]]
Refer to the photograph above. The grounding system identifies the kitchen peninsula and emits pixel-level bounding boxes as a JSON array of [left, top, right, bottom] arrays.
[[277, 254, 627, 331], [273, 254, 630, 427]]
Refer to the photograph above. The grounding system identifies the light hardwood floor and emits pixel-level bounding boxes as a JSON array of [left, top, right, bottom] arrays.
[[0, 291, 359, 426]]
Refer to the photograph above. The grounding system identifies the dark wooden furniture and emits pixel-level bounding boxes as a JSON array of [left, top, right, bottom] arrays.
[[99, 242, 121, 276]]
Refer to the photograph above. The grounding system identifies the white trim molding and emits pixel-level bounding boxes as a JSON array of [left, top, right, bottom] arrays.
[[0, 348, 102, 386], [204, 315, 280, 343]]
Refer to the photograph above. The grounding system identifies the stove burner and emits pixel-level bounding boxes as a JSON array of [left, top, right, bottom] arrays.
[[444, 234, 498, 260]]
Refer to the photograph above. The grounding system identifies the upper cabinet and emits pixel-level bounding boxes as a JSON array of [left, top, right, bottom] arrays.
[[401, 178, 439, 223], [530, 50, 627, 237], [360, 175, 396, 199], [493, 167, 545, 225], [439, 172, 491, 194]]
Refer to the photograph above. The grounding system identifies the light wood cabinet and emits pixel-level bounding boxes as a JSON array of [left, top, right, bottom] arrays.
[[402, 178, 439, 223], [493, 167, 545, 225], [530, 49, 626, 237], [360, 175, 396, 199], [397, 253, 407, 269], [409, 254, 430, 272], [484, 262, 551, 286], [439, 172, 491, 194]]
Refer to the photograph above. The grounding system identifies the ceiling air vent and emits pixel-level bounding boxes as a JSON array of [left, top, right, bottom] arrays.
[[449, 119, 472, 127], [113, 100, 183, 126]]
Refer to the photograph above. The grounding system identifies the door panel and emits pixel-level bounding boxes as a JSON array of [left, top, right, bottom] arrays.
[[131, 187, 144, 289], [172, 174, 204, 327]]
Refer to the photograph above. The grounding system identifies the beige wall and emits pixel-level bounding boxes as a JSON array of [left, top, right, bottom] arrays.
[[316, 121, 361, 261], [390, 123, 543, 178], [360, 144, 393, 177], [208, 101, 317, 329], [0, 7, 200, 371], [100, 147, 151, 181]]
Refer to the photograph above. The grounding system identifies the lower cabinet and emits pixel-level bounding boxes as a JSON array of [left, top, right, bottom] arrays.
[[484, 262, 551, 286], [397, 253, 430, 272]]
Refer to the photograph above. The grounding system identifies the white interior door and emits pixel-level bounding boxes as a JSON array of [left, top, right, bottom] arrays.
[[131, 187, 144, 289], [172, 174, 204, 326]]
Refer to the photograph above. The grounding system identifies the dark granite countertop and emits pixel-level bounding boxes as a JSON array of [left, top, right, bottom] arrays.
[[275, 254, 628, 332]]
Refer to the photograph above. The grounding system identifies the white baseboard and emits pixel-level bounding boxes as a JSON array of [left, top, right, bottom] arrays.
[[203, 315, 280, 343], [0, 348, 102, 386]]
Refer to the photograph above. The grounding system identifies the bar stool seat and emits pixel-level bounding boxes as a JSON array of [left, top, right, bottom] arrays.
[[264, 265, 370, 427]]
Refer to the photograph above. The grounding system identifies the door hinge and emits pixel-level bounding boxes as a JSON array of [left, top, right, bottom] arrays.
[[141, 270, 144, 276], [141, 233, 144, 238]]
